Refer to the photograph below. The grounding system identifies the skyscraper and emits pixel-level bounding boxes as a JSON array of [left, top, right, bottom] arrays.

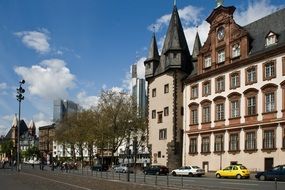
[[53, 99, 79, 123]]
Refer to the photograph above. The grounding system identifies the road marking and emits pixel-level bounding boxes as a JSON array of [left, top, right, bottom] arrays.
[[220, 182, 259, 186], [22, 172, 92, 190]]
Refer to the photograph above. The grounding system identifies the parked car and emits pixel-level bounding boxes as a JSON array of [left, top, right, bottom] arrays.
[[91, 164, 109, 171], [216, 165, 250, 179], [255, 165, 285, 181], [143, 165, 169, 175], [113, 164, 134, 173], [171, 166, 205, 177]]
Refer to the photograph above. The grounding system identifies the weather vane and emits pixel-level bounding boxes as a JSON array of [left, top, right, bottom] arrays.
[[216, 0, 224, 7]]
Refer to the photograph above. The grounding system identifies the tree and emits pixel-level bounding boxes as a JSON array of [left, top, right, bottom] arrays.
[[0, 139, 13, 158]]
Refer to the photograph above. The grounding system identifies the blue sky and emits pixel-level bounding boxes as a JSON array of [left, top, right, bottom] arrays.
[[0, 0, 285, 136]]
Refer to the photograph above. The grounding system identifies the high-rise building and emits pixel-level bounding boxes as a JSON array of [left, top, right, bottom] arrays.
[[131, 64, 146, 117], [53, 99, 79, 123]]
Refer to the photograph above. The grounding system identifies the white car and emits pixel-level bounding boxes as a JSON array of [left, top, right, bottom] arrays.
[[171, 166, 205, 177], [114, 164, 133, 173]]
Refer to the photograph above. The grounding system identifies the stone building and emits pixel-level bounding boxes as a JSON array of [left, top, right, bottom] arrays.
[[145, 1, 285, 171]]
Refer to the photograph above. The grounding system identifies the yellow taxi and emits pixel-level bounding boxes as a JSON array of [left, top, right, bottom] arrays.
[[215, 165, 250, 179]]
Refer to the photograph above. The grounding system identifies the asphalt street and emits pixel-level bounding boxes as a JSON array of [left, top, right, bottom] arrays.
[[1, 165, 285, 190]]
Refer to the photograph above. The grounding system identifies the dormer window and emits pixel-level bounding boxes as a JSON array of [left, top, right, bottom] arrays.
[[204, 56, 212, 68], [232, 44, 240, 58], [266, 32, 277, 47]]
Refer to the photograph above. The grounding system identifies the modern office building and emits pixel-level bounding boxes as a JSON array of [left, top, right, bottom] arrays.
[[53, 99, 79, 123], [145, 1, 285, 171]]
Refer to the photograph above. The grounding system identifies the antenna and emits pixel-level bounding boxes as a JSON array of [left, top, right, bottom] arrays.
[[174, 0, 177, 6]]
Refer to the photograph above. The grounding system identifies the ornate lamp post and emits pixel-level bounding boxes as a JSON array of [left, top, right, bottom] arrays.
[[16, 79, 25, 172]]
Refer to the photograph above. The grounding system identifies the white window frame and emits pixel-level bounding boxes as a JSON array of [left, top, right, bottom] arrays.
[[231, 100, 240, 118], [266, 33, 277, 46], [232, 44, 240, 58], [218, 50, 225, 63], [204, 56, 212, 68], [265, 92, 275, 112]]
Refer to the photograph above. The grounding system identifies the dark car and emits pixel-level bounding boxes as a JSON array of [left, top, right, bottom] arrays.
[[255, 165, 285, 181], [91, 164, 109, 171], [143, 165, 169, 175]]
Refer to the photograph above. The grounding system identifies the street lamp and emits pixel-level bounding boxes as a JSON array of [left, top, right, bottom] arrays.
[[16, 79, 25, 172]]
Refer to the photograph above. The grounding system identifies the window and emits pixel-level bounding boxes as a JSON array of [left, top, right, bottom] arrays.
[[157, 151, 161, 158], [201, 136, 210, 153], [247, 96, 256, 116], [157, 112, 163, 123], [159, 129, 167, 140], [264, 61, 276, 80], [229, 133, 239, 151], [218, 50, 225, 63], [202, 81, 211, 96], [263, 130, 275, 149], [246, 66, 257, 84], [266, 32, 277, 46], [164, 107, 169, 116], [152, 88, 156, 97], [232, 44, 240, 58], [216, 76, 225, 92], [191, 109, 198, 125], [164, 84, 169, 94], [189, 138, 197, 153], [152, 110, 156, 119], [216, 103, 224, 121], [202, 106, 211, 123], [283, 57, 285, 76], [283, 128, 285, 148], [230, 72, 240, 89], [214, 135, 224, 152], [191, 85, 198, 99], [245, 131, 256, 150], [204, 56, 211, 68], [265, 92, 275, 112], [231, 100, 240, 118]]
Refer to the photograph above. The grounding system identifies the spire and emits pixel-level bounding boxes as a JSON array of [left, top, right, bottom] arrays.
[[12, 114, 18, 127], [28, 120, 36, 129], [192, 31, 202, 60], [146, 33, 160, 61], [216, 0, 224, 8]]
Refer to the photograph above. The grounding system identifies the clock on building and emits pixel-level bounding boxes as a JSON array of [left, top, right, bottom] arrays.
[[217, 26, 225, 40]]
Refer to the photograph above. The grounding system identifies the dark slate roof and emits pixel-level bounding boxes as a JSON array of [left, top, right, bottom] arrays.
[[244, 7, 285, 55], [145, 33, 160, 62], [192, 32, 202, 60], [5, 120, 28, 139]]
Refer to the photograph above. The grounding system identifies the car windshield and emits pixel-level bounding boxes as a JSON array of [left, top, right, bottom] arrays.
[[192, 166, 199, 169], [239, 166, 247, 170]]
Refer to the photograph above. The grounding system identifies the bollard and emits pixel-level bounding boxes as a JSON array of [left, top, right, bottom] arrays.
[[275, 178, 277, 190], [181, 175, 183, 188], [155, 174, 158, 186], [167, 173, 169, 187]]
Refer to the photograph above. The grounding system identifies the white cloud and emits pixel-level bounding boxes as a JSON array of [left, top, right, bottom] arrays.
[[234, 0, 282, 26], [15, 29, 50, 54], [14, 59, 76, 100], [76, 91, 99, 109], [0, 82, 8, 95]]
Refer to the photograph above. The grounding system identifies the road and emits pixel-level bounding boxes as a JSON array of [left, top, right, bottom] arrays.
[[1, 165, 285, 190]]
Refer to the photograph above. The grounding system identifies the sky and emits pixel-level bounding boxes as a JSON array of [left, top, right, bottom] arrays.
[[0, 0, 285, 136]]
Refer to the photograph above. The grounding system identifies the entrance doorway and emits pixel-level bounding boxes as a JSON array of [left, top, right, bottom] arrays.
[[264, 158, 274, 171], [202, 161, 209, 172]]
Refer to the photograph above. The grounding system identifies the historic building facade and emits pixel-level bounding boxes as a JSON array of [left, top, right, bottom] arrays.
[[184, 4, 285, 172], [145, 2, 285, 171], [144, 4, 193, 169]]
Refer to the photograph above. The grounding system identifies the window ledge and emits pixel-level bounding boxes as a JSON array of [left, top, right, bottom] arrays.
[[263, 76, 276, 81], [214, 119, 226, 122], [261, 148, 277, 152], [262, 111, 277, 115], [231, 55, 240, 60], [201, 121, 211, 125], [201, 151, 211, 155], [188, 152, 198, 155], [228, 117, 241, 120], [245, 81, 257, 86], [244, 114, 258, 118], [244, 149, 258, 153], [213, 151, 225, 154], [228, 150, 241, 154]]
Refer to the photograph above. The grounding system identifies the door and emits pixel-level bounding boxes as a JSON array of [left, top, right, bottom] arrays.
[[265, 158, 274, 171], [203, 162, 209, 173]]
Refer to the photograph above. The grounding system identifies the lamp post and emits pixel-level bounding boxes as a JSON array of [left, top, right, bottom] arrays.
[[16, 79, 25, 172]]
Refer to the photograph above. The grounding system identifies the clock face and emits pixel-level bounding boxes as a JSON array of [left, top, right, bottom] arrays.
[[217, 27, 225, 40]]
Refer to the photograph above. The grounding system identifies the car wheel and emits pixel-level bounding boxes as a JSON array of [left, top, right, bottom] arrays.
[[236, 174, 242, 179], [172, 172, 176, 176], [259, 175, 266, 181], [216, 173, 221, 178], [188, 173, 194, 177]]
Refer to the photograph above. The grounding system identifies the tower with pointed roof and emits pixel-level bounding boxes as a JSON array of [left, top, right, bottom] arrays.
[[144, 3, 193, 169]]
